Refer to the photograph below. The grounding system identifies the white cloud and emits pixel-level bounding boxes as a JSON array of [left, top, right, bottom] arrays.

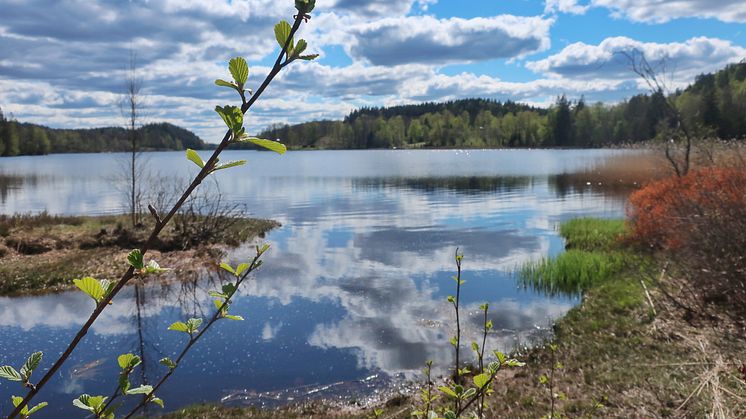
[[345, 15, 553, 66], [544, 0, 589, 15], [545, 0, 746, 23], [527, 36, 746, 87]]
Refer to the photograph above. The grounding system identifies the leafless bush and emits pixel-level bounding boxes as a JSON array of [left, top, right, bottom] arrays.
[[167, 178, 247, 250]]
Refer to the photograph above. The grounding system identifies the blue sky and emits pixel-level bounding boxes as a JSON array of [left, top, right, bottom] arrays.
[[1, 0, 745, 141]]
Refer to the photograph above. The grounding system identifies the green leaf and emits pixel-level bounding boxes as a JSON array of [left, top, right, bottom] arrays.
[[237, 136, 287, 154], [167, 321, 189, 333], [144, 260, 169, 275], [506, 359, 526, 367], [235, 263, 250, 276], [257, 243, 270, 254], [100, 279, 116, 298], [215, 79, 237, 90], [485, 319, 493, 330], [208, 291, 227, 299], [212, 160, 246, 172], [125, 385, 153, 395], [495, 351, 506, 365], [471, 342, 479, 352], [228, 57, 249, 86], [151, 397, 164, 408], [298, 54, 319, 61], [186, 318, 203, 332], [215, 105, 243, 134], [72, 394, 105, 413], [224, 314, 244, 321], [19, 352, 42, 380], [0, 365, 21, 382], [444, 411, 457, 419], [26, 401, 48, 416], [117, 354, 141, 370], [539, 375, 549, 385], [11, 396, 29, 416], [219, 262, 235, 274], [185, 149, 205, 169], [159, 357, 176, 369], [73, 277, 105, 303], [292, 39, 308, 58], [473, 373, 490, 389], [214, 299, 226, 311], [463, 388, 477, 398], [222, 283, 237, 296], [438, 386, 457, 398], [127, 249, 144, 269], [449, 336, 458, 347], [274, 20, 294, 53]]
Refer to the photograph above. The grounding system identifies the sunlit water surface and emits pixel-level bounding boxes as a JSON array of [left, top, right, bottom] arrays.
[[0, 149, 647, 416]]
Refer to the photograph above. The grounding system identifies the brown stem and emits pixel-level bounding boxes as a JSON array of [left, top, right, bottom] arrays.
[[7, 13, 306, 419]]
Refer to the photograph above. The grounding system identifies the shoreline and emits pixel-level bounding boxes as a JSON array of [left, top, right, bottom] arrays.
[[0, 213, 280, 296]]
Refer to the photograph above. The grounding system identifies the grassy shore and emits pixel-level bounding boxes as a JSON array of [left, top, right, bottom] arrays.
[[168, 218, 745, 418], [0, 212, 279, 295]]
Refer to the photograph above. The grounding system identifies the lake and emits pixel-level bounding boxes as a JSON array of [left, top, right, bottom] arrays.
[[0, 149, 647, 417]]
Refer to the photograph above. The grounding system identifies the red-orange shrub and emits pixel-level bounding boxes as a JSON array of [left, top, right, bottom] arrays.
[[628, 167, 746, 249], [628, 167, 746, 315]]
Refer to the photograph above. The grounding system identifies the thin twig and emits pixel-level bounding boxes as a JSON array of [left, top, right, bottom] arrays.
[[122, 251, 263, 418]]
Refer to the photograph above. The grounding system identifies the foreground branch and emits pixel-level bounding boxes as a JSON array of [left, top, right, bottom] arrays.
[[8, 13, 307, 419]]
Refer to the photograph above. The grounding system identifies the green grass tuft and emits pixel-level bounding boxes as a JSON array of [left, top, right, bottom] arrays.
[[519, 250, 628, 297], [559, 218, 626, 251], [519, 218, 632, 296]]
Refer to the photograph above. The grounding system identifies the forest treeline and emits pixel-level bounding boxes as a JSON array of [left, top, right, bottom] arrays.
[[244, 62, 746, 149], [0, 111, 206, 157]]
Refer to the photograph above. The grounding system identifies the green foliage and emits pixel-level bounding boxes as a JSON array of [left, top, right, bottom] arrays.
[[0, 351, 43, 386], [0, 365, 22, 381], [519, 250, 628, 297], [117, 354, 141, 370], [229, 57, 249, 87], [274, 20, 293, 52], [159, 357, 176, 369], [11, 396, 47, 418], [237, 136, 287, 154], [127, 249, 144, 269], [215, 105, 244, 136], [186, 148, 205, 168], [211, 159, 247, 172], [73, 277, 115, 304], [559, 218, 626, 251], [168, 318, 203, 336], [72, 394, 108, 416], [0, 118, 206, 157]]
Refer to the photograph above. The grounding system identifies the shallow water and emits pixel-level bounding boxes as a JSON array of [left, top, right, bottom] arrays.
[[0, 149, 647, 416]]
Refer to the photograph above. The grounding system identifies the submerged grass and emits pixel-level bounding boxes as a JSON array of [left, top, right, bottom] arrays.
[[559, 217, 627, 251]]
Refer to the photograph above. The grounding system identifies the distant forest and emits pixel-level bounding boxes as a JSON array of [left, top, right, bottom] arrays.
[[3, 62, 746, 156], [241, 62, 746, 149], [0, 114, 206, 157]]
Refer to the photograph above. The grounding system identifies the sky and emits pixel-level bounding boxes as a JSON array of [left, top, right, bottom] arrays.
[[1, 0, 745, 142]]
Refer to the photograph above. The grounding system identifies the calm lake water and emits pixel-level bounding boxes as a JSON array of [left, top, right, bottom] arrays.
[[0, 149, 644, 416]]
